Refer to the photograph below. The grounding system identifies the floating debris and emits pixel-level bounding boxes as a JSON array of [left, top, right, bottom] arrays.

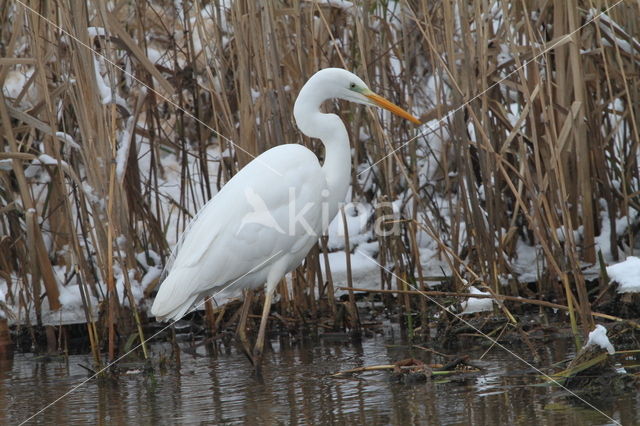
[[331, 355, 481, 384]]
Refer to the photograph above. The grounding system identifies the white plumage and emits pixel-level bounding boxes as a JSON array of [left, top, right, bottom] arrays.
[[151, 145, 326, 320]]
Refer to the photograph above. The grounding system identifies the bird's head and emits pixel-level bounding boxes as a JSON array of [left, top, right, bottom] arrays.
[[305, 68, 421, 125]]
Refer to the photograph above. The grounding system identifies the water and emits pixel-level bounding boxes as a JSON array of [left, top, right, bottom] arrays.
[[2, 326, 638, 425]]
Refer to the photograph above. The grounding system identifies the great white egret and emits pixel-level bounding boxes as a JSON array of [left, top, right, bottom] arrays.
[[150, 68, 420, 365]]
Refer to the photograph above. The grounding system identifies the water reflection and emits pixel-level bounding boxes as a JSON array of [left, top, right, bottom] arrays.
[[1, 329, 637, 425]]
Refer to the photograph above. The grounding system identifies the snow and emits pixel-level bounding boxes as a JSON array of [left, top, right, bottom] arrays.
[[607, 256, 640, 293], [58, 283, 88, 308], [87, 26, 107, 39], [141, 266, 162, 289], [326, 203, 373, 250], [38, 154, 66, 166], [0, 267, 101, 325], [511, 238, 542, 283], [145, 47, 187, 70], [2, 68, 37, 107], [320, 248, 381, 292], [181, 2, 234, 59], [555, 225, 580, 243], [55, 131, 81, 151], [460, 286, 494, 314], [594, 203, 638, 263], [93, 56, 112, 104], [418, 247, 451, 283], [0, 262, 152, 325], [585, 324, 615, 355], [114, 268, 144, 307], [115, 117, 135, 180], [312, 0, 354, 9]]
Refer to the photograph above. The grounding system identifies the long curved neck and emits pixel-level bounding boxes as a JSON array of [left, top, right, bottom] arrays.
[[294, 91, 351, 218]]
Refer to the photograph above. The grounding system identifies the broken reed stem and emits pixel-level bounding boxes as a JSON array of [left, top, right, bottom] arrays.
[[204, 298, 216, 335]]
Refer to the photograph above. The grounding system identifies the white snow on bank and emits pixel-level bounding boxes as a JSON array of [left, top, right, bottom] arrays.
[[326, 202, 373, 250], [607, 256, 640, 293], [0, 269, 100, 325], [321, 246, 382, 292], [594, 204, 638, 263], [585, 324, 615, 355], [511, 238, 542, 283], [0, 259, 160, 325], [460, 286, 494, 314]]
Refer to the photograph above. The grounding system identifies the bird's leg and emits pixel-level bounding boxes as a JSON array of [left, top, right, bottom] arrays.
[[236, 290, 254, 364], [253, 288, 274, 368]]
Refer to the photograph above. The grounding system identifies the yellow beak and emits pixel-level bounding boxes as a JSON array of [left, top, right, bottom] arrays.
[[364, 92, 421, 125]]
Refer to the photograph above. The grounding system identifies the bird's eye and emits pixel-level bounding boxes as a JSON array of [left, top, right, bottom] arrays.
[[349, 82, 356, 89]]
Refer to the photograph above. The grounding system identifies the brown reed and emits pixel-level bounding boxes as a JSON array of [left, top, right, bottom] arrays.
[[0, 1, 638, 360]]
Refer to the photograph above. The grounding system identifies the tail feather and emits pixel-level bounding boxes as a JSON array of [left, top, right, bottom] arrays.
[[150, 268, 200, 321], [154, 294, 199, 322]]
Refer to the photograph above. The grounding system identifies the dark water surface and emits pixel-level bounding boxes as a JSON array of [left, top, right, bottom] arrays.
[[1, 325, 638, 425]]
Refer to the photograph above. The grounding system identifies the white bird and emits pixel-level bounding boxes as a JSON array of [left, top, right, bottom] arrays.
[[151, 68, 420, 364]]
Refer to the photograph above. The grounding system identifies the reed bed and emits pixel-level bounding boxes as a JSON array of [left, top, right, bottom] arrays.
[[0, 0, 639, 361]]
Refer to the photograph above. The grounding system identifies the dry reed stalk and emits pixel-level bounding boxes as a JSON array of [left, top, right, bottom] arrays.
[[340, 206, 359, 332], [409, 205, 428, 326], [305, 246, 319, 319], [407, 1, 640, 340]]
